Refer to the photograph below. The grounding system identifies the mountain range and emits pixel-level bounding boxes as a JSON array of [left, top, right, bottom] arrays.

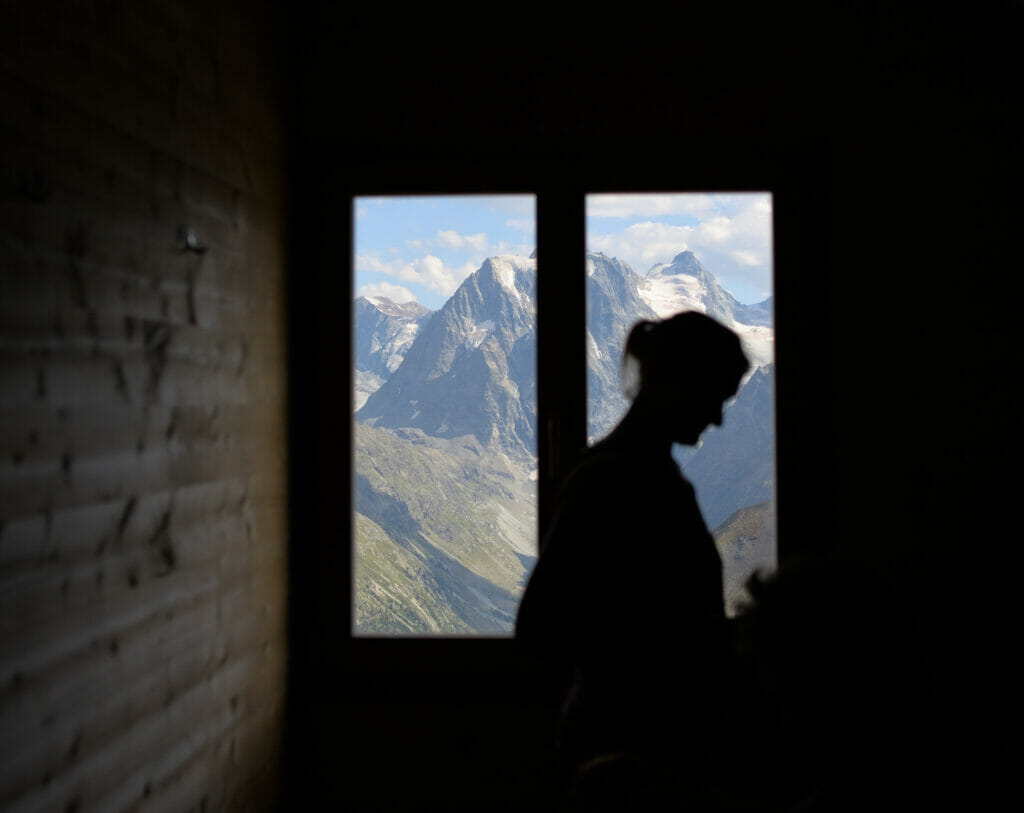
[[353, 249, 776, 632], [354, 296, 432, 410]]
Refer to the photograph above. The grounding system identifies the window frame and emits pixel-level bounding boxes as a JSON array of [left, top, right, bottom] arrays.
[[288, 146, 833, 680]]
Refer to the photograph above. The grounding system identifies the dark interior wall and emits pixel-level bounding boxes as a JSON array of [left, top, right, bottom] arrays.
[[284, 3, 1018, 809], [1, 2, 289, 810], [2, 1, 1017, 811]]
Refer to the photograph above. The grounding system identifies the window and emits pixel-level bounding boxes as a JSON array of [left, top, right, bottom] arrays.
[[586, 193, 776, 615], [351, 190, 777, 634], [352, 195, 538, 636]]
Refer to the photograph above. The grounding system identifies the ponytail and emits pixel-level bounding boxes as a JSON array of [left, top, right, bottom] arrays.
[[621, 320, 657, 399], [621, 311, 750, 401]]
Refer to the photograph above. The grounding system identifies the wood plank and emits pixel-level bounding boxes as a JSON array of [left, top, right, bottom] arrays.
[[1, 597, 217, 803], [0, 427, 274, 522], [0, 573, 284, 806], [2, 216, 284, 333], [3, 652, 248, 812], [0, 330, 284, 409], [0, 497, 263, 633], [0, 405, 281, 471], [0, 494, 286, 685]]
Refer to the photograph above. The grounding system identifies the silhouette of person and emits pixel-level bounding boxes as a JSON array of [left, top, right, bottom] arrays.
[[516, 311, 751, 808]]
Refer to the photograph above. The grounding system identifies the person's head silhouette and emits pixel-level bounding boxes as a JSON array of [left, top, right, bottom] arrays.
[[621, 311, 750, 446]]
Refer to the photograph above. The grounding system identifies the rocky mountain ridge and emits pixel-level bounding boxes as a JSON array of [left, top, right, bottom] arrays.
[[357, 255, 538, 465], [353, 249, 776, 631], [354, 295, 433, 410]]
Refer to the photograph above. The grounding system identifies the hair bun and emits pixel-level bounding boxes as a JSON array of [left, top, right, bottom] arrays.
[[625, 320, 657, 361]]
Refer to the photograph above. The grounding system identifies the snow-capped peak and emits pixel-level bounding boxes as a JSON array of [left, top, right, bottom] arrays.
[[484, 255, 535, 310], [668, 250, 704, 271], [358, 295, 430, 320], [639, 265, 709, 319]]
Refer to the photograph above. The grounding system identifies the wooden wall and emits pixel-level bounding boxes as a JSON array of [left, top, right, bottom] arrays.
[[0, 2, 289, 810]]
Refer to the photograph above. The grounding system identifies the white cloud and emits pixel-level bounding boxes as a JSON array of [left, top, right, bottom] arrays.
[[587, 194, 774, 304], [697, 215, 734, 244], [397, 255, 451, 293], [356, 253, 478, 297], [589, 221, 693, 274], [356, 281, 417, 303], [587, 193, 718, 219], [506, 218, 535, 236], [491, 240, 535, 259], [356, 255, 402, 276], [437, 229, 488, 252], [478, 195, 535, 217], [730, 249, 762, 267], [448, 260, 480, 289]]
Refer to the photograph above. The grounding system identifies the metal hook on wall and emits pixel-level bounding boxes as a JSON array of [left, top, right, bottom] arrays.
[[176, 225, 208, 254]]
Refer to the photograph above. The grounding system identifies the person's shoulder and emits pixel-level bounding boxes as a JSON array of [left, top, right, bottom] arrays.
[[545, 448, 627, 519], [564, 444, 632, 487], [574, 444, 622, 473]]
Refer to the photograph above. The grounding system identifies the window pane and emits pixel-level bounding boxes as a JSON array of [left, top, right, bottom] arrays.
[[586, 193, 776, 615], [353, 196, 537, 635]]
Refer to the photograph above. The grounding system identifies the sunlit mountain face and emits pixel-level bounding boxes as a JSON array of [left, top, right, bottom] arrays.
[[354, 296, 433, 411]]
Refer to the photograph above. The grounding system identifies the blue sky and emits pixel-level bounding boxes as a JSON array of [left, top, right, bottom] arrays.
[[354, 193, 773, 310], [588, 192, 774, 306], [355, 195, 535, 310]]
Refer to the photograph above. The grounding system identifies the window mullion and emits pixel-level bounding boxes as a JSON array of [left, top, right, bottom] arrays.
[[535, 189, 588, 545]]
